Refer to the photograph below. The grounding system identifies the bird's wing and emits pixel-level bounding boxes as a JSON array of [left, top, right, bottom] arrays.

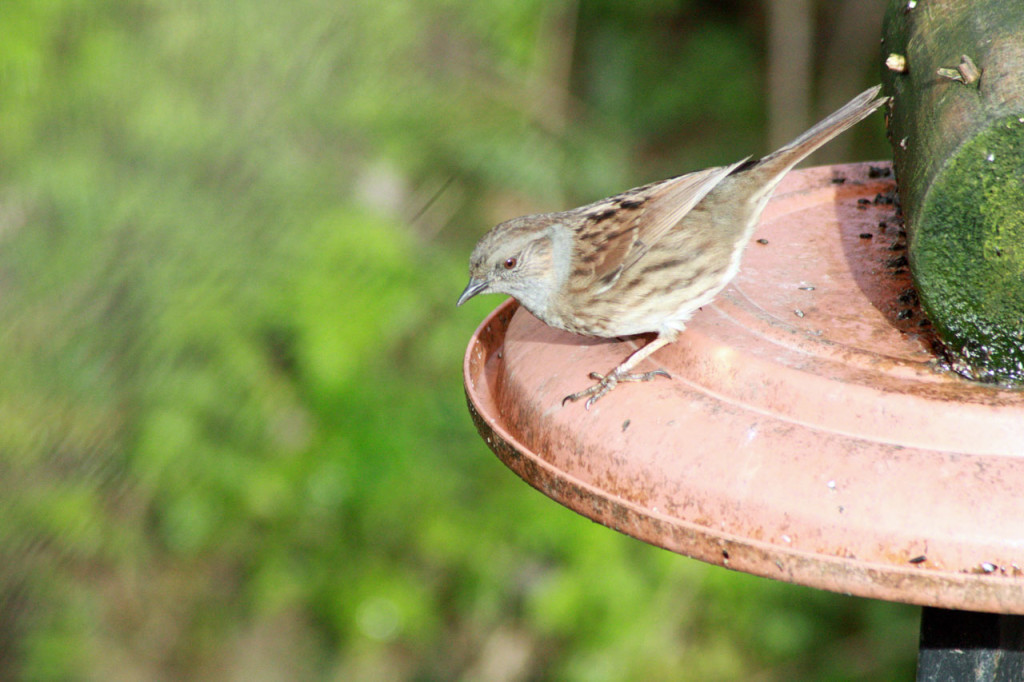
[[566, 197, 644, 294], [569, 159, 748, 294], [620, 158, 748, 274]]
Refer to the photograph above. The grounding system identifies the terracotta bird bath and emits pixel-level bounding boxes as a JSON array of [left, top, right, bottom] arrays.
[[463, 162, 1024, 676]]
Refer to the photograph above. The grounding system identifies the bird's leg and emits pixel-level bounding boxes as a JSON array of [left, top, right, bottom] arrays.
[[562, 334, 673, 409]]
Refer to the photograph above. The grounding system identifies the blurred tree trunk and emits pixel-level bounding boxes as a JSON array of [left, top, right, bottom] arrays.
[[766, 0, 813, 149], [882, 0, 1024, 382], [816, 0, 887, 160], [767, 0, 887, 162]]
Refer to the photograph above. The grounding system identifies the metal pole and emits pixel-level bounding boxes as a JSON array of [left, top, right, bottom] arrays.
[[918, 607, 1024, 681]]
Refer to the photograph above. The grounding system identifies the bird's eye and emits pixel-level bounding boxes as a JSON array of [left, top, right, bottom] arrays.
[[503, 257, 517, 270]]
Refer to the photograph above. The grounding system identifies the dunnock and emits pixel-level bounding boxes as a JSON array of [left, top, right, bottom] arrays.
[[459, 86, 887, 408]]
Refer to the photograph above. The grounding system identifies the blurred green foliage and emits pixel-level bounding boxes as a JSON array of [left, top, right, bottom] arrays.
[[0, 0, 913, 679]]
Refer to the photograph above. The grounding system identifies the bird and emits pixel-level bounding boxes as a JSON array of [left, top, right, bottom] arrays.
[[458, 85, 888, 409]]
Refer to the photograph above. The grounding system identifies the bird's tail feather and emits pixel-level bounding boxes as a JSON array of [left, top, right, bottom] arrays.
[[761, 85, 888, 176]]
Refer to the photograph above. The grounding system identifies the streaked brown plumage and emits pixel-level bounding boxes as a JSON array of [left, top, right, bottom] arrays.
[[459, 86, 888, 408]]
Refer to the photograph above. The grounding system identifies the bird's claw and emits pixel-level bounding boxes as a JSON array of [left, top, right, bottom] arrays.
[[562, 368, 671, 409], [563, 372, 614, 410]]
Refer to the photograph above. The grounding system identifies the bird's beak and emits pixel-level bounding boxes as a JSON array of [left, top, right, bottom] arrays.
[[457, 277, 489, 306]]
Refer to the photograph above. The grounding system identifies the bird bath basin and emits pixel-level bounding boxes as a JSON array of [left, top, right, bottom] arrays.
[[463, 162, 1024, 615]]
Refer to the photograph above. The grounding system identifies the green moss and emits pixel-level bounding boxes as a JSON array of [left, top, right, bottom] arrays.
[[914, 114, 1024, 382]]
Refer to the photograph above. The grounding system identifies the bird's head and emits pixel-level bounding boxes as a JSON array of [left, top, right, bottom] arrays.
[[457, 213, 568, 317]]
